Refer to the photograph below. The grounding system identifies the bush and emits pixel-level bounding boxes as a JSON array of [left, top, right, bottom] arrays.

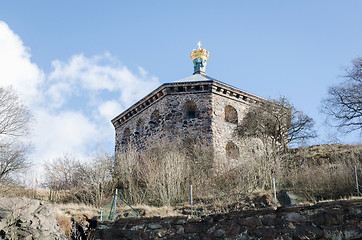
[[283, 145, 361, 200], [114, 141, 361, 207], [43, 153, 114, 207], [114, 139, 213, 206], [42, 141, 361, 209]]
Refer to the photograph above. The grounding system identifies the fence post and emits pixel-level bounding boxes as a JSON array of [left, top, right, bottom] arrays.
[[113, 188, 118, 220], [273, 177, 277, 209], [355, 165, 360, 197], [190, 185, 193, 216]]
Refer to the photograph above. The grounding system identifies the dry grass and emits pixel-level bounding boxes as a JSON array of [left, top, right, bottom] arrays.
[[55, 211, 72, 236], [0, 185, 50, 200], [54, 202, 99, 220], [121, 204, 181, 217], [53, 202, 99, 236], [284, 144, 361, 201]]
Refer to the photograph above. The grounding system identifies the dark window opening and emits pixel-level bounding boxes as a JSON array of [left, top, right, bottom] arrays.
[[225, 105, 238, 124], [135, 119, 144, 136], [187, 111, 196, 118], [184, 101, 197, 119], [150, 110, 160, 128], [121, 128, 131, 145], [226, 141, 240, 159]]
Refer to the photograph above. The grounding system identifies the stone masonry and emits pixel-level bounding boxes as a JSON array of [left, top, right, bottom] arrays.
[[93, 199, 362, 239], [111, 74, 269, 167]]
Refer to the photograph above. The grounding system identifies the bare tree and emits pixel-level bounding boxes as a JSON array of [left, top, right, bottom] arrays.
[[0, 87, 31, 137], [276, 97, 317, 145], [0, 87, 32, 183], [43, 154, 113, 206], [0, 141, 30, 183], [43, 155, 85, 191], [235, 97, 316, 150], [322, 57, 362, 134]]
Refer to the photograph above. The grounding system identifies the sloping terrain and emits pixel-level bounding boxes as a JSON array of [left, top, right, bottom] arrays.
[[289, 144, 362, 165]]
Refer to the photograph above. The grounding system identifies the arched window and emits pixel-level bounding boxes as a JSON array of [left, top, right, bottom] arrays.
[[150, 110, 160, 128], [121, 128, 131, 145], [225, 105, 238, 124], [184, 101, 197, 119], [135, 119, 144, 136], [226, 141, 239, 159]]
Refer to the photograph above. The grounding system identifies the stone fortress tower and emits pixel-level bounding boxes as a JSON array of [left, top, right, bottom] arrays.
[[111, 43, 272, 166]]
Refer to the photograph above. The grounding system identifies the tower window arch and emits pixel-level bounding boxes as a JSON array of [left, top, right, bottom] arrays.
[[150, 110, 160, 128], [225, 105, 238, 124], [135, 119, 144, 136], [184, 101, 197, 119], [121, 128, 131, 145], [226, 141, 239, 159]]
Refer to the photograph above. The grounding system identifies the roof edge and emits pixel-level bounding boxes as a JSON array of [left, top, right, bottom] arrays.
[[111, 76, 271, 128]]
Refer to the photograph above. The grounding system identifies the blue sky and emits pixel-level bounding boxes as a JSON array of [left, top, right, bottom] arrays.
[[0, 1, 361, 167]]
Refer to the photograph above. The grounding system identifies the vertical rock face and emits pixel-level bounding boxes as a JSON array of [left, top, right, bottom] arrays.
[[112, 77, 270, 169], [93, 199, 362, 240], [0, 197, 65, 240]]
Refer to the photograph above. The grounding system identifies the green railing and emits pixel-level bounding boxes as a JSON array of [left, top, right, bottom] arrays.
[[105, 189, 139, 220]]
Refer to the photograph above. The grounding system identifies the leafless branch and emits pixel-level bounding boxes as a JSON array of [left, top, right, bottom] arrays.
[[322, 57, 362, 134]]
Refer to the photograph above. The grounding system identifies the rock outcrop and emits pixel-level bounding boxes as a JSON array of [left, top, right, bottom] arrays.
[[277, 190, 306, 206], [0, 197, 65, 240]]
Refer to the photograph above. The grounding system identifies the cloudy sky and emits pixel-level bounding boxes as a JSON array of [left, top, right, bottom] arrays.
[[1, 1, 361, 169]]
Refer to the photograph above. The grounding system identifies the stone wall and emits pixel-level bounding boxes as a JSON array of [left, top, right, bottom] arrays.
[[114, 86, 214, 153], [93, 199, 362, 239], [112, 80, 268, 161], [211, 90, 251, 169], [111, 79, 282, 171]]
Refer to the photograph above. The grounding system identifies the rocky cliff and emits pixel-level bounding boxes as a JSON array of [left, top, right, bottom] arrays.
[[0, 197, 65, 239]]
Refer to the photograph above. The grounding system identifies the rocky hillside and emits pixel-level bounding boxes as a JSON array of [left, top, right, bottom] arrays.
[[0, 197, 65, 239], [289, 144, 361, 164]]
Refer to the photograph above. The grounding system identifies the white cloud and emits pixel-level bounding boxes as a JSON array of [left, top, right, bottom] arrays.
[[0, 21, 44, 104], [0, 21, 160, 165], [98, 100, 123, 121], [48, 53, 159, 109], [32, 109, 98, 160]]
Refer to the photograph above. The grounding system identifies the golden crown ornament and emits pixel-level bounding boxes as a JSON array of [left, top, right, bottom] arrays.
[[190, 42, 209, 61]]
